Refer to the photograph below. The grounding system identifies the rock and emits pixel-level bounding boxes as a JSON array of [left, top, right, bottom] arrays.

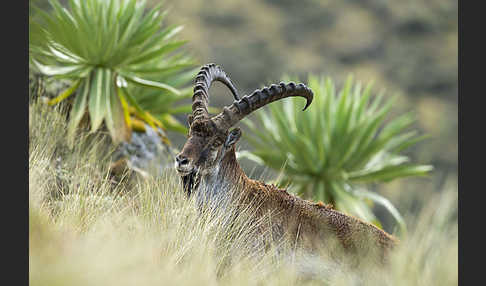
[[112, 124, 176, 178]]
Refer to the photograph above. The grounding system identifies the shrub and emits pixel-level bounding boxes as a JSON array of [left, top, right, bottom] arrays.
[[29, 0, 196, 145], [242, 75, 433, 233]]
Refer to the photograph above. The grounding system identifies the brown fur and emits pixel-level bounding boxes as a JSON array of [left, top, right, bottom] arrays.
[[226, 149, 396, 253]]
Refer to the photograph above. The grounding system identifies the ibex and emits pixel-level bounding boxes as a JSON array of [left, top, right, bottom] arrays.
[[175, 63, 397, 264]]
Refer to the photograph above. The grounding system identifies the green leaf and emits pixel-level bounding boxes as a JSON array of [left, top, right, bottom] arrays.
[[120, 85, 144, 114], [125, 40, 187, 66], [124, 62, 194, 76], [105, 72, 130, 144], [116, 86, 132, 132], [121, 72, 181, 95], [393, 134, 430, 153], [31, 59, 89, 78], [165, 105, 193, 114], [88, 68, 108, 132], [47, 79, 81, 105], [159, 114, 187, 134], [67, 75, 90, 146], [348, 164, 433, 182], [237, 150, 266, 166], [331, 182, 377, 224], [352, 188, 407, 236]]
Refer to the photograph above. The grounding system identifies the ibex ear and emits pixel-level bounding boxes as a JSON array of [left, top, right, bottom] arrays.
[[187, 114, 194, 126], [224, 128, 242, 149]]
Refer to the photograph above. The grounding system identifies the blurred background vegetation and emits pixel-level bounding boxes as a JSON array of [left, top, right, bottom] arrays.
[[29, 0, 457, 232]]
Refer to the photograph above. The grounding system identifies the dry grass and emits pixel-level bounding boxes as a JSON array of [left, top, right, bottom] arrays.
[[29, 100, 457, 285]]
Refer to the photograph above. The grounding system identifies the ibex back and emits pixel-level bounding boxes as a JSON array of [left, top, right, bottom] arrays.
[[175, 63, 398, 264]]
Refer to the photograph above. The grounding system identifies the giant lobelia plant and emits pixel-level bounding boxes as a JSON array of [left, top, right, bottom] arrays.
[[29, 0, 196, 146], [242, 75, 433, 234]]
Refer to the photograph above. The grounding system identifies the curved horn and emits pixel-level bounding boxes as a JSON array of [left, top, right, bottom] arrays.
[[211, 82, 313, 130], [192, 63, 239, 121]]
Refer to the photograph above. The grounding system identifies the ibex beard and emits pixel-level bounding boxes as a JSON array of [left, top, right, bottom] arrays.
[[175, 63, 398, 267]]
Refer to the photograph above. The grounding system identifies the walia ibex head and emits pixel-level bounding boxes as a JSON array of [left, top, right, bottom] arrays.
[[175, 64, 397, 265]]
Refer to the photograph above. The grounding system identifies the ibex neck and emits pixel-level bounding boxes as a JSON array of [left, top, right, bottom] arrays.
[[196, 149, 248, 209]]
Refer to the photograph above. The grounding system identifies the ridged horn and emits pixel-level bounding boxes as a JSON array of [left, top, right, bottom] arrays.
[[192, 63, 239, 121], [211, 82, 313, 130]]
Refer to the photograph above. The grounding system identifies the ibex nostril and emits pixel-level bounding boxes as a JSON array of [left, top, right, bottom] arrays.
[[176, 155, 189, 166]]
